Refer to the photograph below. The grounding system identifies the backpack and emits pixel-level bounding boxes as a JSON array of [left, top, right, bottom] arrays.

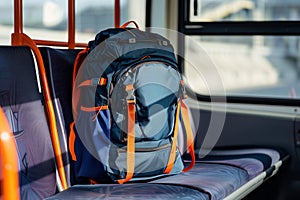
[[69, 21, 195, 184]]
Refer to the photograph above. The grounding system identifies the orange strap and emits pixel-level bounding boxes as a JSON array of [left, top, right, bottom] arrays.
[[77, 78, 107, 88], [69, 122, 77, 161], [73, 77, 107, 120], [121, 21, 139, 29], [82, 105, 109, 121], [117, 100, 135, 184], [90, 179, 99, 184], [180, 99, 195, 172], [164, 100, 181, 174], [77, 80, 91, 88], [80, 105, 108, 112], [69, 104, 109, 161]]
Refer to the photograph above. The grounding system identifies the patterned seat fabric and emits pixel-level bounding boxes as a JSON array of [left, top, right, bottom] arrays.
[[46, 148, 285, 200], [0, 46, 56, 199]]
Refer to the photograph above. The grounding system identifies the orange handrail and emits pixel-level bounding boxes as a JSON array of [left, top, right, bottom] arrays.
[[10, 0, 122, 190], [12, 0, 68, 190], [0, 107, 20, 200], [68, 0, 76, 49], [33, 39, 87, 48], [12, 33, 68, 190], [14, 0, 22, 34], [115, 0, 121, 28]]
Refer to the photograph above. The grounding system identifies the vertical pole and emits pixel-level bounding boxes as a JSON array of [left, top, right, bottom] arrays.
[[12, 0, 68, 190], [0, 107, 20, 200], [115, 0, 120, 28], [177, 0, 186, 74], [14, 0, 23, 34], [12, 0, 23, 45], [68, 0, 75, 49], [145, 0, 152, 28]]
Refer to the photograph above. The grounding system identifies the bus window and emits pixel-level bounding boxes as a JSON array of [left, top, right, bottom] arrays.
[[185, 35, 300, 99], [75, 0, 146, 43], [0, 0, 145, 45], [182, 0, 300, 101], [190, 0, 300, 22], [0, 0, 13, 44]]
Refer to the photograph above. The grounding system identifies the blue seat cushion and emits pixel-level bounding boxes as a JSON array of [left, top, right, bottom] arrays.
[[45, 183, 209, 200]]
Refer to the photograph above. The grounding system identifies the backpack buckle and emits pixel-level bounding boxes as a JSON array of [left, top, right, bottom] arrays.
[[126, 89, 135, 102], [179, 80, 187, 99], [126, 84, 135, 102]]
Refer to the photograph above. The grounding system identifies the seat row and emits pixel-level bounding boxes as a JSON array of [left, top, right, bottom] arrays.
[[0, 45, 288, 200]]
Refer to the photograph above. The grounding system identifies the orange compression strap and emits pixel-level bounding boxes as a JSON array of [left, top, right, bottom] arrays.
[[80, 105, 109, 112], [180, 99, 195, 172], [77, 78, 107, 88], [80, 105, 109, 121], [69, 122, 77, 161], [72, 77, 107, 120], [117, 98, 136, 184], [164, 101, 181, 174], [69, 105, 109, 161]]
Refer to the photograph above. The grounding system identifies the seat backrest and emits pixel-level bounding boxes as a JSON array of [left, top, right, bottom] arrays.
[[0, 46, 56, 199], [40, 47, 81, 185], [40, 47, 80, 133]]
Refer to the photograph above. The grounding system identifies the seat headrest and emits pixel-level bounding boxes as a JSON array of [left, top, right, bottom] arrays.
[[0, 46, 41, 106]]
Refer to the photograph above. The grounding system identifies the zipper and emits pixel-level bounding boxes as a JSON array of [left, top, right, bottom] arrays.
[[117, 38, 169, 45], [117, 143, 171, 154], [112, 60, 177, 88]]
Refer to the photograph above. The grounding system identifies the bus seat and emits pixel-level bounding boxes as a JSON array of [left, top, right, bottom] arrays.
[[45, 147, 287, 200], [46, 183, 209, 199], [0, 46, 56, 199], [39, 47, 81, 134], [47, 148, 288, 200], [152, 147, 288, 200], [39, 47, 81, 186], [39, 47, 288, 200]]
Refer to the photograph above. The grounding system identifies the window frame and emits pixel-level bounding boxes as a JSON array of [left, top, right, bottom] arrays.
[[177, 0, 300, 106]]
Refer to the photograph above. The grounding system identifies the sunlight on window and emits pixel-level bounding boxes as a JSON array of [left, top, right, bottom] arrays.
[[0, 0, 145, 44], [190, 0, 300, 22], [185, 35, 300, 99]]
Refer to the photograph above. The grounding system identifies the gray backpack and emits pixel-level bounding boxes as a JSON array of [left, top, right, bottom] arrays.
[[70, 22, 195, 184]]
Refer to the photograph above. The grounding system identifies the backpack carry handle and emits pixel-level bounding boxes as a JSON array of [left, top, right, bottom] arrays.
[[121, 21, 139, 29]]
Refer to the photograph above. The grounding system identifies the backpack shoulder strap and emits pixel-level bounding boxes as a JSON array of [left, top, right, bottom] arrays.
[[71, 47, 89, 120], [163, 97, 195, 174], [72, 47, 89, 88], [180, 99, 195, 172], [164, 99, 181, 174]]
